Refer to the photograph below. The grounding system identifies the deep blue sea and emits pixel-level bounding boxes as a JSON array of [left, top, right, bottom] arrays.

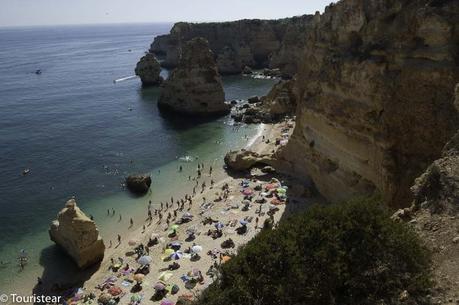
[[0, 23, 276, 293]]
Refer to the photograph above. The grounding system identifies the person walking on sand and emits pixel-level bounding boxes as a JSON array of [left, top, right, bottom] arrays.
[[255, 217, 259, 229], [112, 208, 115, 216], [179, 165, 183, 172], [209, 166, 213, 175], [107, 209, 110, 216], [109, 240, 112, 248], [117, 234, 121, 244], [119, 214, 122, 222], [129, 218, 133, 228]]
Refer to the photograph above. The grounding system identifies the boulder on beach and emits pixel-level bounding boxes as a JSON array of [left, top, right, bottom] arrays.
[[158, 37, 230, 116], [126, 175, 152, 195], [49, 199, 105, 269], [224, 149, 274, 171], [135, 53, 163, 86]]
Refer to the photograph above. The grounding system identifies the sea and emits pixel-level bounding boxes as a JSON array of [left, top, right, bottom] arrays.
[[0, 23, 277, 294]]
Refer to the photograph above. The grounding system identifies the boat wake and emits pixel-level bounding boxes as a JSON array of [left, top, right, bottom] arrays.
[[113, 75, 138, 83]]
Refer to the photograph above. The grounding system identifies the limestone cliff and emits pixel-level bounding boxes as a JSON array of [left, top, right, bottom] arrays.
[[411, 84, 459, 214], [49, 199, 105, 269], [278, 0, 459, 207], [158, 38, 229, 116], [150, 16, 314, 77]]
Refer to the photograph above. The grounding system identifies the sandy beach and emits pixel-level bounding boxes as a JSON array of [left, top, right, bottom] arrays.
[[51, 119, 311, 305]]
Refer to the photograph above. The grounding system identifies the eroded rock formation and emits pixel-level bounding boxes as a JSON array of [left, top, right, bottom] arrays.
[[278, 0, 459, 207], [135, 53, 163, 86], [232, 80, 297, 123], [150, 16, 314, 77], [49, 199, 105, 269], [224, 150, 274, 172], [126, 174, 152, 195], [158, 38, 229, 116]]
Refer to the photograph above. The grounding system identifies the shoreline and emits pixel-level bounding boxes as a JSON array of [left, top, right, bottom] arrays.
[[35, 120, 299, 304]]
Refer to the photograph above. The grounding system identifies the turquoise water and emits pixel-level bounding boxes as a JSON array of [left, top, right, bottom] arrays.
[[0, 24, 276, 293]]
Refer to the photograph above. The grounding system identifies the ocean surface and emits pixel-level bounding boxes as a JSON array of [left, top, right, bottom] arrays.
[[0, 23, 276, 293]]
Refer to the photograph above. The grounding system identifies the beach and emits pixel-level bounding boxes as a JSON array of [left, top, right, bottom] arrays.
[[43, 118, 313, 305]]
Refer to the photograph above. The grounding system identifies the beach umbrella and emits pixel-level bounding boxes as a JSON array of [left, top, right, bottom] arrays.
[[150, 233, 160, 239], [276, 188, 287, 194], [242, 188, 253, 196], [239, 220, 249, 226], [170, 224, 180, 231], [108, 286, 123, 296], [130, 294, 142, 302], [154, 282, 166, 291], [159, 271, 173, 282], [160, 299, 174, 305], [134, 273, 145, 283], [170, 251, 183, 260], [191, 245, 202, 254], [128, 239, 139, 246], [138, 255, 152, 266], [164, 248, 175, 256], [214, 222, 224, 230], [265, 183, 278, 190], [182, 212, 193, 219], [170, 241, 181, 249]]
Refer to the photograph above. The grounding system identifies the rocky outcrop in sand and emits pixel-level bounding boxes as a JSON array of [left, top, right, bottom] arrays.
[[158, 38, 229, 116], [224, 150, 274, 172], [126, 174, 152, 195], [49, 199, 105, 269], [278, 0, 459, 207], [150, 16, 314, 77], [135, 53, 163, 86]]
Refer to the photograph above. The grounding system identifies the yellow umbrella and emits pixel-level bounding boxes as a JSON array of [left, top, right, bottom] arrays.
[[161, 248, 175, 261], [158, 271, 173, 282]]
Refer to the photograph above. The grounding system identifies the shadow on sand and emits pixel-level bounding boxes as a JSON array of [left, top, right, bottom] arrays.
[[32, 245, 100, 303]]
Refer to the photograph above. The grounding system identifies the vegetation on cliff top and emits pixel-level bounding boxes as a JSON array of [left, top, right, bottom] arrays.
[[194, 198, 431, 305]]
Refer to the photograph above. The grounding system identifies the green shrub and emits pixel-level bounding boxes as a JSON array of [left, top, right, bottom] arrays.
[[195, 197, 431, 305]]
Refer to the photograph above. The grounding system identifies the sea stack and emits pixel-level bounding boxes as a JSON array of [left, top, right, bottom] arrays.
[[158, 37, 229, 116], [135, 53, 163, 86], [49, 199, 105, 269]]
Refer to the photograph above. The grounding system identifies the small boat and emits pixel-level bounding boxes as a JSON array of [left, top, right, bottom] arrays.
[[35, 69, 42, 75], [22, 168, 30, 176]]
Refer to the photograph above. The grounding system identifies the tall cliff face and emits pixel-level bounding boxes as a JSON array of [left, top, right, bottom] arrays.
[[150, 16, 314, 77], [279, 0, 459, 207]]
